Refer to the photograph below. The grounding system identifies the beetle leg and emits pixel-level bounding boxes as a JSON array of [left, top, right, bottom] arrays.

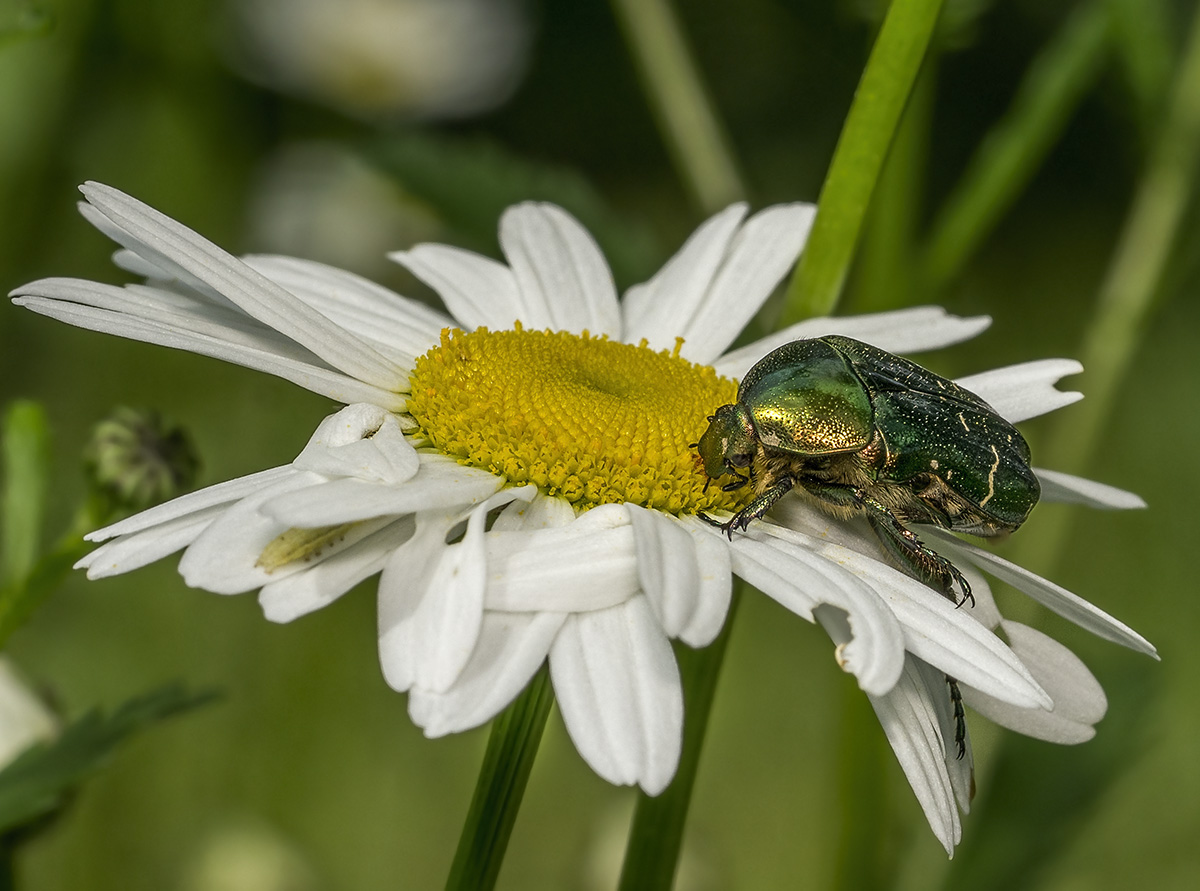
[[946, 675, 967, 760], [721, 471, 750, 492], [857, 495, 974, 608], [798, 483, 974, 607], [721, 475, 795, 538]]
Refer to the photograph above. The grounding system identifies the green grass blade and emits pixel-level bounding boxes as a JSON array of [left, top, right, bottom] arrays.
[[0, 402, 50, 589], [922, 2, 1110, 292]]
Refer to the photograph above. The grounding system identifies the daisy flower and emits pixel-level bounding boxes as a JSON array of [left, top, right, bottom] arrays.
[[12, 184, 1155, 850]]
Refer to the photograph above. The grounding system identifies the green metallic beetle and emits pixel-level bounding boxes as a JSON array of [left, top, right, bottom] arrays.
[[697, 335, 1040, 757], [698, 334, 1040, 605]]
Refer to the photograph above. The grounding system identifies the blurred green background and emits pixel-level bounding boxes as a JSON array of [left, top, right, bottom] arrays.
[[1, 0, 1197, 888]]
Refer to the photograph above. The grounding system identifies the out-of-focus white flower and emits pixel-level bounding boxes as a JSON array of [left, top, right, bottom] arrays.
[[181, 820, 319, 891], [0, 658, 57, 768], [246, 143, 442, 279], [225, 0, 530, 120]]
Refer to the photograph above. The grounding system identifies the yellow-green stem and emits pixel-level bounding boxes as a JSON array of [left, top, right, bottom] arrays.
[[609, 0, 747, 211]]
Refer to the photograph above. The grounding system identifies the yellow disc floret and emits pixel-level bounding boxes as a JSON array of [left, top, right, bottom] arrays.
[[407, 326, 751, 515]]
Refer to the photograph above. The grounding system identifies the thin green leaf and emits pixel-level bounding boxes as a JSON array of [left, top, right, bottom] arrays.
[[782, 0, 947, 323], [922, 1, 1111, 292], [0, 683, 220, 834], [1106, 0, 1174, 135], [0, 401, 51, 589], [445, 667, 553, 891], [368, 132, 661, 287]]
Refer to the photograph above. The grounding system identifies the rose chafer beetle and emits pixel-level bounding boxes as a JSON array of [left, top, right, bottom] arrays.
[[697, 335, 1041, 756]]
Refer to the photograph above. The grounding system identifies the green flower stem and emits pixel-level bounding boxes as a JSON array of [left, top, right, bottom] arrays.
[[618, 587, 742, 890], [922, 0, 1111, 293], [855, 61, 935, 313], [1021, 0, 1200, 573], [782, 0, 945, 324], [832, 680, 891, 891], [609, 0, 747, 211], [445, 666, 554, 891]]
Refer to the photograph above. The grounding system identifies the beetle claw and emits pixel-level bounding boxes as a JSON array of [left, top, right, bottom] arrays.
[[950, 566, 975, 609]]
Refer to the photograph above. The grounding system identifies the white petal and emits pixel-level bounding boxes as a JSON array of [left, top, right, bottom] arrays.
[[728, 529, 906, 696], [179, 471, 388, 594], [484, 504, 638, 613], [714, 307, 991, 379], [626, 504, 701, 639], [244, 254, 451, 366], [1034, 468, 1146, 510], [499, 203, 621, 336], [911, 657, 974, 813], [382, 488, 535, 695], [78, 506, 225, 579], [15, 285, 408, 411], [378, 510, 461, 692], [751, 523, 1051, 708], [111, 246, 171, 280], [20, 278, 299, 354], [85, 466, 294, 542], [868, 658, 962, 855], [490, 492, 577, 532], [258, 518, 413, 623], [671, 516, 734, 647], [79, 183, 407, 391], [390, 243, 522, 332], [291, 404, 419, 485], [550, 595, 683, 795], [261, 456, 503, 526], [955, 359, 1082, 423], [676, 203, 817, 363], [930, 533, 1158, 658], [408, 611, 566, 737], [623, 204, 747, 349], [963, 621, 1107, 745]]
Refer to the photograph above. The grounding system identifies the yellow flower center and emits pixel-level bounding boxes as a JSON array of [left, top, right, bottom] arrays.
[[407, 325, 751, 515]]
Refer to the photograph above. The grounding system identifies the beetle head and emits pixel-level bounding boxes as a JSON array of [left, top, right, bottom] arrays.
[[696, 403, 757, 480]]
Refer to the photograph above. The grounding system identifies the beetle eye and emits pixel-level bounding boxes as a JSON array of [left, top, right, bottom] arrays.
[[729, 453, 751, 468], [706, 415, 715, 422]]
